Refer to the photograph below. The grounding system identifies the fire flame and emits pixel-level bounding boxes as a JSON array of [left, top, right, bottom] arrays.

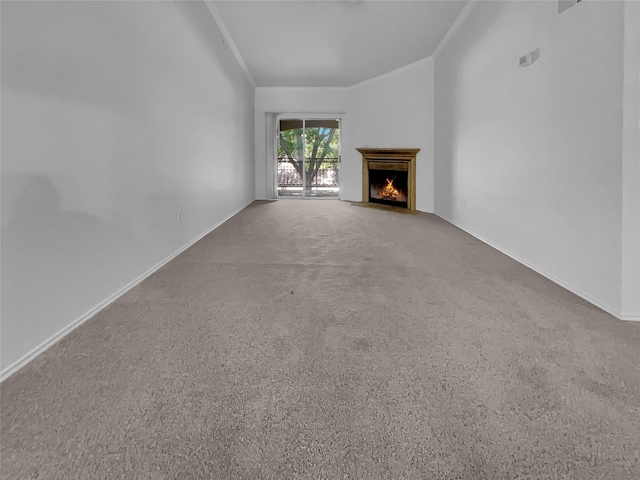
[[380, 178, 399, 200]]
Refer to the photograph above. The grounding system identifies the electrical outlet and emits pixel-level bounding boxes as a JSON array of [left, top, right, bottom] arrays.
[[531, 48, 540, 63], [519, 48, 540, 67]]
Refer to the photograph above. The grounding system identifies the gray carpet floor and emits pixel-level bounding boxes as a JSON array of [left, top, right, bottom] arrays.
[[2, 200, 639, 479]]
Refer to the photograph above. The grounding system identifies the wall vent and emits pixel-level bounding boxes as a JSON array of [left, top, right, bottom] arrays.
[[558, 0, 583, 14]]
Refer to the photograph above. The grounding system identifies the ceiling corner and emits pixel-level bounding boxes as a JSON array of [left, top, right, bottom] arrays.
[[431, 0, 479, 60]]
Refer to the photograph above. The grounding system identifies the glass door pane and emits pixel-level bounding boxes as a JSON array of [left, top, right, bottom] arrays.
[[303, 120, 340, 197], [277, 119, 304, 197]]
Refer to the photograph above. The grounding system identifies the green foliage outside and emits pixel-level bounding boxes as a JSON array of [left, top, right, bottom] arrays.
[[278, 127, 339, 186]]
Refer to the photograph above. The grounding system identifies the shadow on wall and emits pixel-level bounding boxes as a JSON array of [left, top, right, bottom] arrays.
[[1, 174, 134, 370]]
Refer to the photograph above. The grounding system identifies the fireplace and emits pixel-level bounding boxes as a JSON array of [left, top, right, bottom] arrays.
[[358, 148, 419, 211], [369, 166, 409, 208]]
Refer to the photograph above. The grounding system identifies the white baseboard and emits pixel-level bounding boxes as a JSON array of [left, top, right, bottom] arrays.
[[0, 204, 248, 383], [436, 214, 637, 322]]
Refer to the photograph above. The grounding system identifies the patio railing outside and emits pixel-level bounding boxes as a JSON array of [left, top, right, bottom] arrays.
[[277, 157, 340, 188]]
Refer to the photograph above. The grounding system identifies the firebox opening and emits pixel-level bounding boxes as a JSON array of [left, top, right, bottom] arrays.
[[369, 169, 409, 209]]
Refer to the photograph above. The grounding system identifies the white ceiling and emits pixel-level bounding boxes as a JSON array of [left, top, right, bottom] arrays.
[[211, 0, 468, 88]]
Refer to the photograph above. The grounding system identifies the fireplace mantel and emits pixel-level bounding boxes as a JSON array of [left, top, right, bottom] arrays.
[[358, 148, 419, 211]]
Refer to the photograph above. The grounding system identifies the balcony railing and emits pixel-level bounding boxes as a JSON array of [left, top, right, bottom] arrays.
[[277, 157, 340, 188]]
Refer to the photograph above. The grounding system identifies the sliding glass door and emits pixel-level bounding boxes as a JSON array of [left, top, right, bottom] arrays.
[[277, 118, 340, 198]]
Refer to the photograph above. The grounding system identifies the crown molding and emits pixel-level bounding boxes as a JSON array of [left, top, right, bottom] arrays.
[[349, 56, 434, 90], [432, 0, 479, 60], [204, 1, 257, 90]]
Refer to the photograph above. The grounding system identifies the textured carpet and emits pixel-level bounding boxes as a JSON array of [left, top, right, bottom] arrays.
[[2, 200, 639, 479]]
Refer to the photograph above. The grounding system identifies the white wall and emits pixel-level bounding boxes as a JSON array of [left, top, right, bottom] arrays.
[[621, 1, 640, 320], [254, 88, 348, 199], [344, 59, 435, 211], [1, 0, 256, 377], [434, 0, 626, 316]]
